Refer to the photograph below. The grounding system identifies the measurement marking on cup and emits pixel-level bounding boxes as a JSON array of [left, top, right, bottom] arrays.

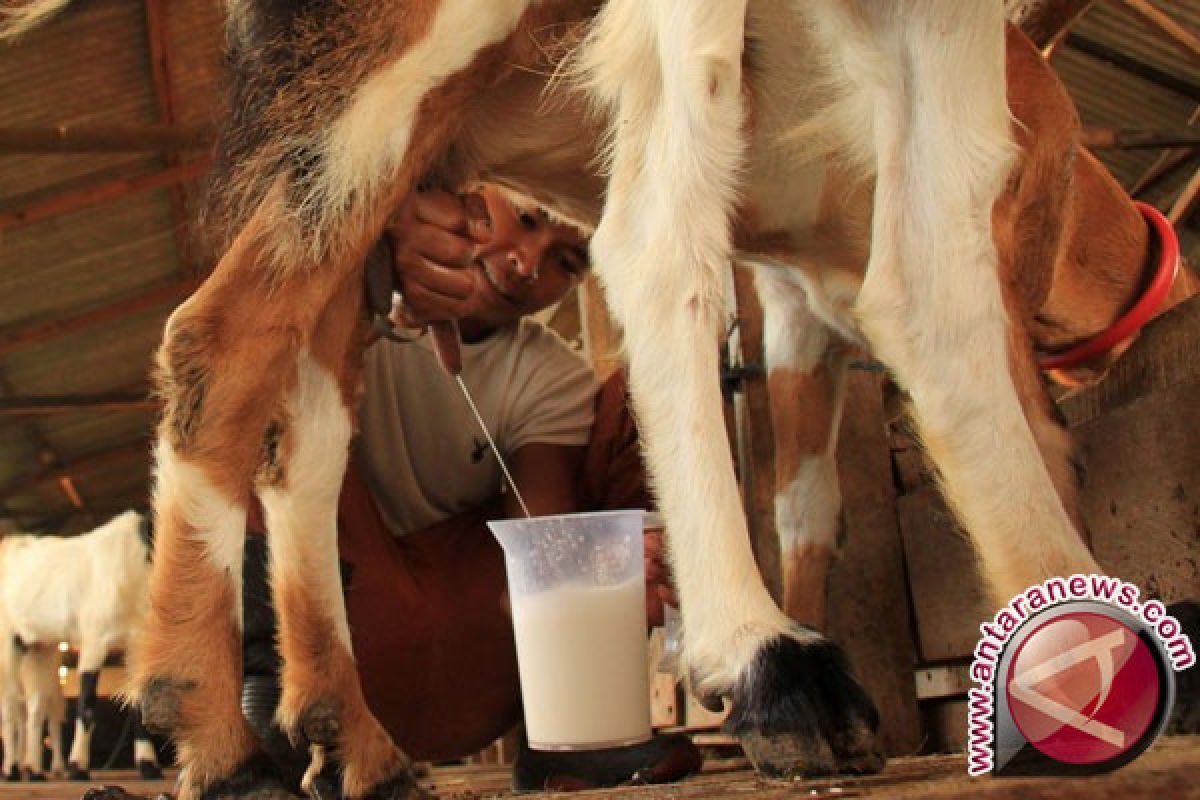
[[456, 374, 532, 518]]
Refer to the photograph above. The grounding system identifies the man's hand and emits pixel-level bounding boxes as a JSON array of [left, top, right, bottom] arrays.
[[384, 188, 493, 328], [644, 527, 678, 628]]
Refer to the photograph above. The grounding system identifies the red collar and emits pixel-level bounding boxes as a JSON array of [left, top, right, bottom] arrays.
[[1038, 201, 1181, 372]]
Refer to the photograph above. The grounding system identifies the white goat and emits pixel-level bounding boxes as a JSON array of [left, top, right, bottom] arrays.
[[0, 609, 65, 780], [0, 511, 161, 781]]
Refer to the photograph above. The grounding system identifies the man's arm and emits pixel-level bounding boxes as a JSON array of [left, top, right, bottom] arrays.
[[504, 442, 586, 520]]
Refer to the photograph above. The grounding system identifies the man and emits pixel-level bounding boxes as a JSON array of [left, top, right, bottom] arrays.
[[242, 184, 697, 793]]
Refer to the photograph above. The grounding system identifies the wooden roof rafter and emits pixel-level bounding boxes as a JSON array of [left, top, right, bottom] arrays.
[[0, 279, 198, 359], [0, 123, 213, 153], [144, 0, 203, 280], [1119, 0, 1200, 66], [1130, 105, 1200, 197], [0, 372, 82, 513], [0, 441, 151, 504], [0, 392, 158, 417], [0, 160, 209, 231]]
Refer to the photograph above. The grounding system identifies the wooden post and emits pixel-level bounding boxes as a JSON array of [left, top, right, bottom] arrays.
[[729, 265, 782, 601], [824, 370, 924, 756], [1006, 0, 1096, 50]]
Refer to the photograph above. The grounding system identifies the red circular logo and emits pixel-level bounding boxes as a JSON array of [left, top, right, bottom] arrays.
[[1006, 612, 1161, 765]]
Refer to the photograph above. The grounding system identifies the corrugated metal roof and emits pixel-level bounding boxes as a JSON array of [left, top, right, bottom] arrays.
[[0, 1, 1197, 531]]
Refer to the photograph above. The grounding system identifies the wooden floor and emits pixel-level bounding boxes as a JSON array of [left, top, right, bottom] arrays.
[[4, 736, 1198, 799]]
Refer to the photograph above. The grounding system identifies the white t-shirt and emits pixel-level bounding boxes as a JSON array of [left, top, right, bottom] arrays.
[[356, 318, 599, 536]]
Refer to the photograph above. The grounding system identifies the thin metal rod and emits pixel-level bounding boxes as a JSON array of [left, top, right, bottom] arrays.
[[455, 375, 532, 518]]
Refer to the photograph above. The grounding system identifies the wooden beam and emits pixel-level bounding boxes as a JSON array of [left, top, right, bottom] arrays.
[[0, 280, 198, 358], [1131, 148, 1200, 197], [1120, 0, 1200, 66], [0, 393, 158, 417], [144, 0, 200, 280], [0, 161, 209, 231], [730, 265, 780, 602], [0, 442, 150, 502], [1082, 127, 1200, 150], [1130, 106, 1200, 196], [57, 476, 85, 510], [1066, 33, 1200, 102], [0, 373, 78, 511], [1168, 165, 1200, 225], [1008, 0, 1096, 49], [0, 123, 213, 153]]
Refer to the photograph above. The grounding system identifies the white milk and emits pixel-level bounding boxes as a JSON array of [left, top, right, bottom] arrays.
[[511, 577, 652, 749]]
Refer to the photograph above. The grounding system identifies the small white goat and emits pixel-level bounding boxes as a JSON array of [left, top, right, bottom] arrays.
[[0, 611, 65, 780], [0, 511, 161, 781]]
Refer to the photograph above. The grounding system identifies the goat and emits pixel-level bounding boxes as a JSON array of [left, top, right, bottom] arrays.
[[4, 2, 1195, 798], [0, 615, 65, 780], [763, 24, 1199, 628], [0, 511, 161, 781]]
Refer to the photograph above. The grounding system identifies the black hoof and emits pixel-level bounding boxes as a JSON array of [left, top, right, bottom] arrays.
[[4, 765, 18, 782], [298, 701, 341, 748], [137, 759, 164, 781], [81, 787, 153, 800], [67, 762, 91, 781], [1167, 600, 1200, 735], [25, 769, 47, 782], [199, 753, 299, 800], [725, 630, 884, 778], [141, 676, 197, 735]]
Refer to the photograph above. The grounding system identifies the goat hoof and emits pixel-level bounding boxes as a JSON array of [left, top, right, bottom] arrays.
[[141, 676, 197, 734], [298, 701, 341, 748], [67, 762, 91, 780], [199, 753, 299, 800], [4, 766, 17, 782], [137, 759, 164, 780], [25, 769, 47, 782], [726, 629, 883, 778], [1167, 600, 1200, 735], [80, 787, 151, 800]]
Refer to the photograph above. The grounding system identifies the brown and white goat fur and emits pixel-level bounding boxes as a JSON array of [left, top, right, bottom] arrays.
[[762, 25, 1199, 627], [6, 1, 1197, 797]]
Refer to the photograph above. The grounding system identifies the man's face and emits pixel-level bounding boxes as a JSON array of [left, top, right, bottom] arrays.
[[464, 184, 590, 328]]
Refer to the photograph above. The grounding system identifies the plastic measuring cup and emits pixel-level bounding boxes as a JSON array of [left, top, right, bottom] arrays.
[[488, 509, 652, 751]]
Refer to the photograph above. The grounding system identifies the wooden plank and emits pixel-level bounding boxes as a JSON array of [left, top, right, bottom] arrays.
[[0, 280, 197, 358], [915, 664, 973, 701], [0, 442, 150, 501], [825, 370, 924, 756], [0, 123, 212, 153], [897, 487, 992, 662], [1130, 106, 1200, 197], [1075, 382, 1200, 603], [1065, 33, 1200, 102], [1007, 0, 1096, 49], [418, 738, 1200, 799], [730, 264, 781, 601], [14, 740, 1199, 799], [1120, 0, 1200, 66], [1168, 165, 1200, 225], [0, 393, 157, 416], [1058, 295, 1200, 427], [1081, 127, 1200, 150], [0, 162, 209, 231], [145, 0, 201, 280]]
